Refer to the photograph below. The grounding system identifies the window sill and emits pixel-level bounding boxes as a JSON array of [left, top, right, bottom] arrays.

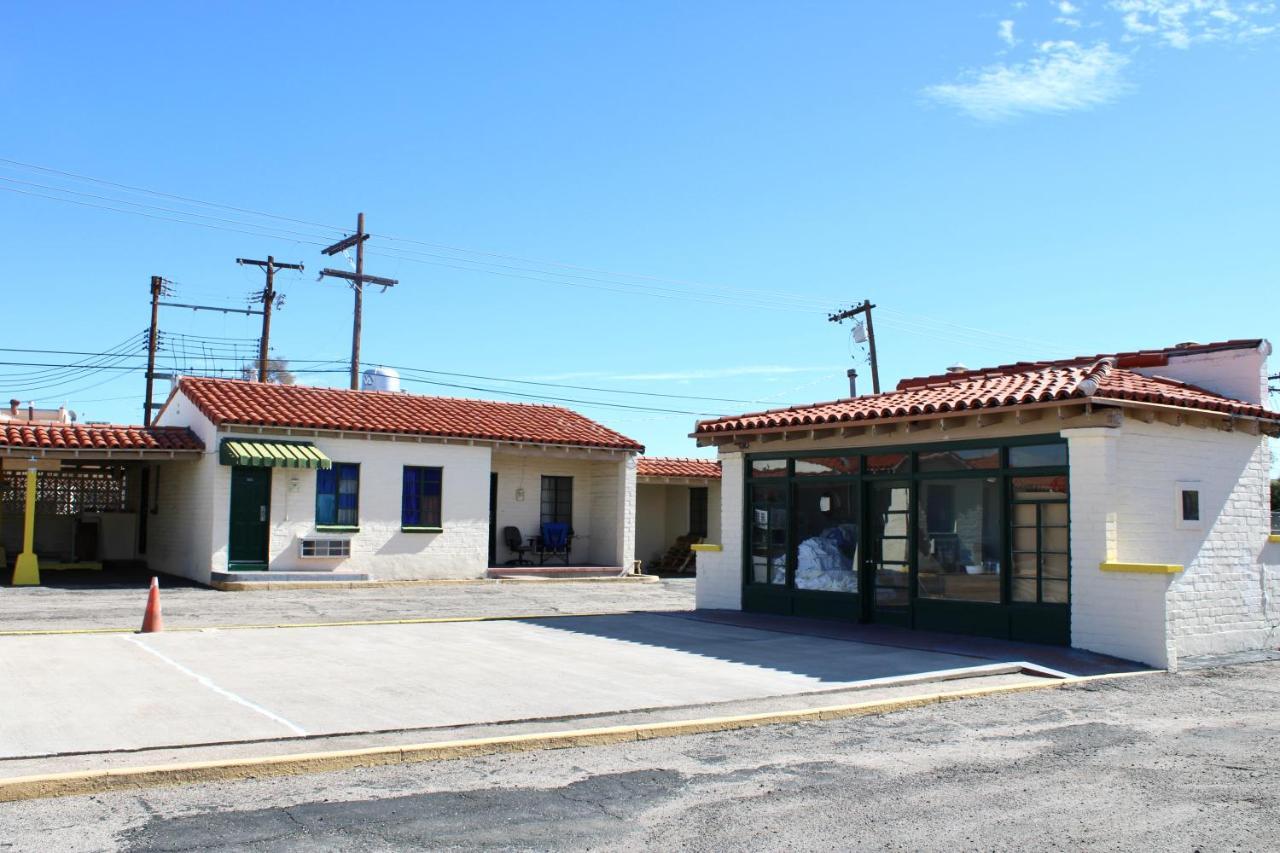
[[401, 526, 444, 534], [1099, 561, 1183, 574], [315, 525, 359, 533]]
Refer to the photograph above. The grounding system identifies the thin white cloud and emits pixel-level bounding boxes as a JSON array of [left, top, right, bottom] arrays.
[[1058, 0, 1081, 13], [999, 19, 1019, 45], [1111, 0, 1277, 48], [924, 40, 1130, 120]]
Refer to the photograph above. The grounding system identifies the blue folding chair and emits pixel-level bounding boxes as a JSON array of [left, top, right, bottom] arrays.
[[537, 522, 572, 565]]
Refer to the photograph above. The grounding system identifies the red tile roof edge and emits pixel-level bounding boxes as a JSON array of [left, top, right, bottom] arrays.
[[897, 339, 1266, 390], [637, 456, 722, 478], [176, 376, 645, 452], [693, 358, 1280, 437], [0, 424, 204, 452]]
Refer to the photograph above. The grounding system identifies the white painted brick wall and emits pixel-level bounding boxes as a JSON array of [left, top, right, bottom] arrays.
[[1132, 343, 1271, 406], [696, 453, 743, 610], [149, 394, 220, 584], [252, 436, 493, 580], [490, 451, 634, 567], [1068, 420, 1280, 668]]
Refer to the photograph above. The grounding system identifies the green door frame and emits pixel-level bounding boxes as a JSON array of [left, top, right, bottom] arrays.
[[228, 465, 271, 570]]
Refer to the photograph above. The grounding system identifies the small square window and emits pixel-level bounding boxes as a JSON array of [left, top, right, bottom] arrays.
[[1181, 489, 1199, 522], [1175, 481, 1202, 529]]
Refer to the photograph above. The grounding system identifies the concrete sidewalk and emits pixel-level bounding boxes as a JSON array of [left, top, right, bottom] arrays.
[[0, 613, 1072, 771]]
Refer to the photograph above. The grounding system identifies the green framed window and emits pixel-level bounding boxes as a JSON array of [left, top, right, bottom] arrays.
[[540, 476, 573, 527], [402, 466, 443, 528], [1010, 475, 1070, 604], [316, 462, 359, 527]]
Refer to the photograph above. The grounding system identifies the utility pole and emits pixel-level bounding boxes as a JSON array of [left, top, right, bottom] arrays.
[[828, 300, 880, 394], [319, 212, 399, 390], [142, 278, 264, 425], [143, 275, 172, 426], [236, 255, 304, 382]]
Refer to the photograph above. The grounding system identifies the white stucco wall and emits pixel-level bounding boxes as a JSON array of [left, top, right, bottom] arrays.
[[1068, 421, 1279, 668], [149, 394, 220, 584], [241, 436, 493, 580], [696, 453, 744, 610], [155, 390, 492, 581], [636, 484, 669, 564], [1132, 342, 1271, 406], [635, 480, 723, 568], [490, 451, 634, 567]]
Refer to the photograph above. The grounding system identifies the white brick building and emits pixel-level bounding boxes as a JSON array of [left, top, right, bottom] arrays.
[[150, 377, 642, 585], [692, 340, 1280, 668], [635, 457, 722, 571]]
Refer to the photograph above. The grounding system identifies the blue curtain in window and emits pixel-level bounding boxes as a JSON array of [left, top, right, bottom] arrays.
[[315, 467, 337, 525], [402, 467, 420, 526], [336, 465, 359, 525]]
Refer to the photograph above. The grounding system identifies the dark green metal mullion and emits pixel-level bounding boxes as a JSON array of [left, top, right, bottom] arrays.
[[1001, 472, 1011, 606], [740, 464, 751, 589], [785, 458, 796, 589], [907, 479, 918, 626], [1035, 502, 1045, 604]]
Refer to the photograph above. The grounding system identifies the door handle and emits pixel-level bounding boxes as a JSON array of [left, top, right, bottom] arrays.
[[259, 505, 267, 523]]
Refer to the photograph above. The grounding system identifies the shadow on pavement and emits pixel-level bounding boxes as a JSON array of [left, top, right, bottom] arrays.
[[519, 610, 1145, 682]]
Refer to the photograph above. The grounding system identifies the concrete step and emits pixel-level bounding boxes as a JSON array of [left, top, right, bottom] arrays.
[[211, 570, 372, 585], [486, 566, 629, 579]]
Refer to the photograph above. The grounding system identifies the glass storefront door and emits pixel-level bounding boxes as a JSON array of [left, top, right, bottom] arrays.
[[866, 480, 911, 625]]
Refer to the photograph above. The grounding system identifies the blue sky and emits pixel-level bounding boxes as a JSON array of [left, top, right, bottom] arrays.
[[1, 1, 1276, 465]]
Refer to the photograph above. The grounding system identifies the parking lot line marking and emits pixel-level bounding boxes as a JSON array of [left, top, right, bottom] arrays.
[[122, 636, 307, 737]]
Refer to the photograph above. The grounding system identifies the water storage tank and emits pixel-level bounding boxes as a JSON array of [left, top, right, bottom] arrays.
[[361, 366, 401, 393]]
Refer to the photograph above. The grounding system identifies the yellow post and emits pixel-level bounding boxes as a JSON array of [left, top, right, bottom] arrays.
[[11, 468, 39, 586]]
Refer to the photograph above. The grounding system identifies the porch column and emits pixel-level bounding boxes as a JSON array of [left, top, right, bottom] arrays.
[[11, 466, 39, 586]]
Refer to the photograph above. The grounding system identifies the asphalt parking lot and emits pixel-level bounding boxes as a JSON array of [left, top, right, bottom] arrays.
[[0, 576, 696, 632], [4, 659, 1278, 852]]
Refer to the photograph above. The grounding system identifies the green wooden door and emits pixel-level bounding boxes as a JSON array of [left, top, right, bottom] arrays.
[[228, 466, 271, 570]]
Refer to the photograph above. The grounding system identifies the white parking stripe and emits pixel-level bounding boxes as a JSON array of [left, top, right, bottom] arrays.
[[122, 636, 308, 736]]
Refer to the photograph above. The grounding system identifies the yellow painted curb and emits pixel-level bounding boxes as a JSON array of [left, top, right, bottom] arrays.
[[0, 610, 634, 638], [0, 669, 1158, 803], [1268, 534, 1280, 544], [1099, 561, 1183, 574]]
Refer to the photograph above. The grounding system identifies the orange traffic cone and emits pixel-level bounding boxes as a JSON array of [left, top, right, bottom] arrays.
[[140, 576, 163, 633]]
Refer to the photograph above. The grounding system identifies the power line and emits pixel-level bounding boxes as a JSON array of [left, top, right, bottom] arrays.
[[0, 156, 842, 309], [0, 344, 777, 404]]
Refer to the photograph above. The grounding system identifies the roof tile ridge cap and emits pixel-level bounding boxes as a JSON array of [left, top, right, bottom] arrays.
[[1075, 357, 1116, 397], [700, 396, 858, 424], [898, 355, 1099, 387], [201, 376, 588, 413], [1110, 372, 1263, 409]]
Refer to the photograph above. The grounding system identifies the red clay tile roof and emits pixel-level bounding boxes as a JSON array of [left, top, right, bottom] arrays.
[[175, 377, 644, 451], [637, 457, 722, 479], [0, 424, 203, 452], [694, 357, 1280, 437], [899, 339, 1267, 389]]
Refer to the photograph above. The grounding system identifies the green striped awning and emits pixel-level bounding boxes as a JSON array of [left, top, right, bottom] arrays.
[[219, 439, 331, 469]]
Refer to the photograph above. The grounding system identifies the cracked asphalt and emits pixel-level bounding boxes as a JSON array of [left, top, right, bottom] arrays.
[[5, 660, 1279, 851]]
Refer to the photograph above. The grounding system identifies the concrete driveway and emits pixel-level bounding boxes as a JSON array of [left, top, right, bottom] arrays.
[[1, 612, 1053, 760]]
